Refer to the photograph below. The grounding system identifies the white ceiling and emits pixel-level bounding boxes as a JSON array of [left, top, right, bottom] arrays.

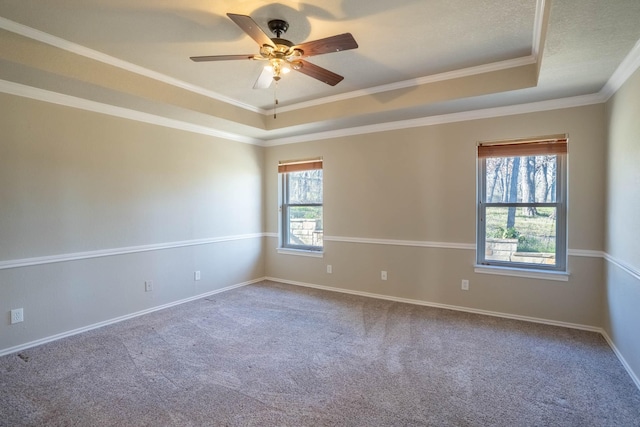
[[1, 0, 640, 143]]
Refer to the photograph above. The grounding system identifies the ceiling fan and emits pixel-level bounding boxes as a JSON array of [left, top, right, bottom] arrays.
[[190, 13, 358, 89]]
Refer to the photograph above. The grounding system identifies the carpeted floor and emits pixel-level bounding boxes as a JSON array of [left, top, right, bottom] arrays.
[[1, 280, 639, 426]]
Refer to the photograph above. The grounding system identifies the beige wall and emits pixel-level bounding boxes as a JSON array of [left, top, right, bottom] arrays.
[[604, 66, 640, 383], [0, 93, 265, 351], [3, 81, 632, 379], [266, 105, 606, 327]]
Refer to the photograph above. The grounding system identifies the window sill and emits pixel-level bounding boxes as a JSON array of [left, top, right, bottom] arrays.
[[474, 265, 569, 282], [277, 248, 324, 258]]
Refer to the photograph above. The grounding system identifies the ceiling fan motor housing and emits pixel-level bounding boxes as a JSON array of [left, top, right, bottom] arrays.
[[271, 38, 293, 48]]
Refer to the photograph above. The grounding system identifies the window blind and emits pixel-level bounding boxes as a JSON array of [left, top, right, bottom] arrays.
[[477, 135, 567, 158], [278, 157, 323, 173]]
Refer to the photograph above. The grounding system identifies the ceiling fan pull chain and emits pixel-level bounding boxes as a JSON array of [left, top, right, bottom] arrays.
[[274, 80, 279, 119]]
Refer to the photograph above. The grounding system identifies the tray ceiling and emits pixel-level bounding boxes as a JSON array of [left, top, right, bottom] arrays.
[[1, 0, 639, 143]]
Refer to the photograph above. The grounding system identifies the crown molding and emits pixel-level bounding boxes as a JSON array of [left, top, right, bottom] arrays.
[[272, 56, 536, 114], [274, 0, 547, 115], [532, 0, 547, 59], [0, 14, 540, 118], [0, 16, 266, 115], [1, 77, 608, 149], [8, 0, 630, 130], [0, 79, 262, 145], [264, 93, 605, 146], [3, 12, 637, 147], [600, 38, 640, 101]]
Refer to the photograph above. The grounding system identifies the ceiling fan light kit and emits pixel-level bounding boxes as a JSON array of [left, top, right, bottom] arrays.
[[190, 13, 358, 91]]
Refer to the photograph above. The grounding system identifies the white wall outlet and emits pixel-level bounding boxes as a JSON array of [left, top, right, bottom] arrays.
[[194, 271, 201, 281], [145, 280, 153, 292], [381, 271, 388, 280], [11, 308, 24, 324], [326, 265, 332, 274], [462, 279, 469, 291]]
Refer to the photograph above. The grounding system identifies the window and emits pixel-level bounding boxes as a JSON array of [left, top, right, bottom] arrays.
[[477, 135, 567, 272], [279, 158, 323, 251]]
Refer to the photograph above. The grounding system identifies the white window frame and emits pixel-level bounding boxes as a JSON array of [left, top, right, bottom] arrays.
[[278, 158, 323, 253], [476, 135, 568, 273]]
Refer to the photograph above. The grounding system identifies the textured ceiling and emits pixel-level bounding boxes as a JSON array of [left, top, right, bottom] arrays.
[[1, 0, 639, 142]]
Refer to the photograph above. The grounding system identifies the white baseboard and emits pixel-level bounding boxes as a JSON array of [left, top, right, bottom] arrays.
[[4, 276, 638, 393], [265, 277, 601, 332], [0, 277, 263, 357], [266, 276, 640, 392], [600, 330, 640, 391]]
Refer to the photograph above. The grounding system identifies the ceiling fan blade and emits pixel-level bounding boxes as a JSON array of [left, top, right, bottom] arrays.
[[227, 13, 274, 48], [293, 33, 358, 57], [253, 66, 273, 89], [190, 54, 256, 62], [294, 60, 344, 86]]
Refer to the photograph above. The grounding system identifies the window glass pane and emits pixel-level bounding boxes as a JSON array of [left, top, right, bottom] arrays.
[[287, 206, 323, 247], [484, 206, 557, 266], [484, 156, 557, 203], [287, 170, 323, 204]]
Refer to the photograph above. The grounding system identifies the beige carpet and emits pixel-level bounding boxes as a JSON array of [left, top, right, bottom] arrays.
[[1, 280, 639, 426]]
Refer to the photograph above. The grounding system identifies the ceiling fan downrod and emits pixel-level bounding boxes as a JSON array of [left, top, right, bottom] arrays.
[[268, 19, 289, 38]]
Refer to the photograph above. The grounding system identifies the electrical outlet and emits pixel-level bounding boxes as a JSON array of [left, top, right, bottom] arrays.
[[145, 280, 153, 292], [194, 271, 201, 281], [461, 279, 469, 291], [326, 265, 332, 274], [11, 308, 24, 324], [381, 271, 388, 281]]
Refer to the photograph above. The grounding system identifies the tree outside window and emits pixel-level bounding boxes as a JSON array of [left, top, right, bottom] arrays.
[[477, 136, 567, 271], [279, 159, 323, 251]]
